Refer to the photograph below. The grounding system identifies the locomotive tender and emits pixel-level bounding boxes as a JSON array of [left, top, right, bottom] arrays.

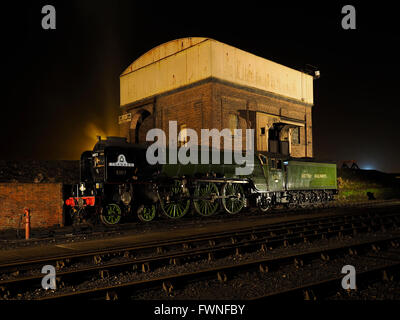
[[65, 137, 338, 226]]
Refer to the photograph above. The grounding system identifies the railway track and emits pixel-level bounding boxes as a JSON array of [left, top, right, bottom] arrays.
[[249, 261, 400, 301], [249, 243, 400, 301], [1, 199, 399, 248], [34, 235, 400, 300], [0, 208, 399, 300]]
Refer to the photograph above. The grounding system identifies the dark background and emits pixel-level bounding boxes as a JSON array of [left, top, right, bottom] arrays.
[[1, 1, 399, 172]]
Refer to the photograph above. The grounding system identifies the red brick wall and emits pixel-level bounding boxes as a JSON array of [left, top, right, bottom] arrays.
[[212, 81, 313, 157], [0, 183, 64, 230], [157, 82, 213, 134], [120, 78, 314, 157]]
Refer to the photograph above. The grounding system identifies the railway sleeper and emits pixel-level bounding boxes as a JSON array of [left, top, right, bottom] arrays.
[[156, 247, 164, 254], [57, 279, 65, 289], [320, 253, 330, 261], [294, 258, 304, 268], [391, 240, 399, 248], [169, 258, 181, 266], [93, 255, 102, 264], [382, 270, 394, 282], [99, 270, 109, 279], [349, 248, 358, 256], [0, 286, 10, 300], [283, 240, 289, 247], [259, 264, 269, 273], [304, 289, 317, 301], [235, 248, 241, 256], [260, 244, 267, 254], [105, 291, 118, 301], [162, 281, 174, 294], [371, 244, 380, 252], [142, 263, 150, 273], [217, 272, 227, 283], [56, 260, 66, 270]]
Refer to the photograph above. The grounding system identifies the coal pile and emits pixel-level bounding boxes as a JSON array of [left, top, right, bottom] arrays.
[[0, 160, 79, 184]]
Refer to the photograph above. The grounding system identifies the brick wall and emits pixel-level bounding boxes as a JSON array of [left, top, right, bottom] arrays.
[[0, 183, 64, 230], [213, 81, 313, 157], [120, 78, 314, 157], [157, 81, 213, 134]]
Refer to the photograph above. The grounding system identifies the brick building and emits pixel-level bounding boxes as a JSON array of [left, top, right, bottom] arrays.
[[0, 161, 78, 231], [0, 183, 64, 230], [119, 37, 315, 158]]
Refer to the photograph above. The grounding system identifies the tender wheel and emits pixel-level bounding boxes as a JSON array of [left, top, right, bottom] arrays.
[[310, 192, 322, 208], [258, 195, 272, 213], [320, 192, 329, 207], [286, 194, 299, 210], [137, 204, 157, 222], [100, 203, 122, 226], [193, 182, 220, 216], [222, 183, 245, 215], [299, 192, 309, 208], [159, 180, 191, 219]]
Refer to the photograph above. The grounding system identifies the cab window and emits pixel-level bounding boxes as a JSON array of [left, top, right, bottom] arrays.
[[258, 154, 267, 165], [93, 156, 105, 168]]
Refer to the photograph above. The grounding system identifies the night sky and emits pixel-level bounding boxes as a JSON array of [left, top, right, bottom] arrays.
[[2, 1, 399, 173]]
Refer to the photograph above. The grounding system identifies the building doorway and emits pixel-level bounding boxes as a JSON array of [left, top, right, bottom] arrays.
[[129, 110, 152, 144]]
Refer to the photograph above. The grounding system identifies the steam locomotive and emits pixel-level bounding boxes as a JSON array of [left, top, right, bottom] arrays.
[[65, 137, 338, 226]]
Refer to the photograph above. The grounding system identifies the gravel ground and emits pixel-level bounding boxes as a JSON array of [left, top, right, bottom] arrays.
[[129, 255, 379, 300], [332, 280, 400, 300], [130, 248, 400, 300]]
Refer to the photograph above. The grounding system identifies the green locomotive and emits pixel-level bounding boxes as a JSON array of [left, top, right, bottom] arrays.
[[65, 137, 338, 226]]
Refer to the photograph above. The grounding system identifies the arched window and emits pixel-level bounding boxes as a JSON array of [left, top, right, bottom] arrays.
[[129, 110, 151, 144]]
